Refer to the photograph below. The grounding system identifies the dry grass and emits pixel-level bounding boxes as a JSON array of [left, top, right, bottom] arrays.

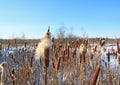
[[0, 38, 120, 85]]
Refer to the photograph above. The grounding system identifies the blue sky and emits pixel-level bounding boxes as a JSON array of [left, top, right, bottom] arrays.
[[0, 0, 120, 39]]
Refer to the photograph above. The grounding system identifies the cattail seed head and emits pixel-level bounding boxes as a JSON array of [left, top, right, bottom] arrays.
[[90, 66, 100, 85], [82, 51, 85, 63], [89, 53, 93, 60], [44, 47, 49, 68], [107, 51, 110, 62], [24, 42, 27, 48], [62, 49, 65, 62], [118, 56, 120, 64], [80, 54, 82, 63], [30, 56, 33, 67], [0, 43, 2, 50], [117, 41, 120, 53]]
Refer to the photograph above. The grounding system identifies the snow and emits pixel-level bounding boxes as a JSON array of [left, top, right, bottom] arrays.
[[0, 43, 119, 84]]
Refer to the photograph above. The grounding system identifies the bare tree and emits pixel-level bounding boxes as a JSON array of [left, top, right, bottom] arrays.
[[56, 25, 66, 39]]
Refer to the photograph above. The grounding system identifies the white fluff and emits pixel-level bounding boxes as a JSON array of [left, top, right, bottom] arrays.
[[35, 38, 52, 60], [79, 44, 87, 53], [0, 62, 7, 85], [34, 31, 52, 61]]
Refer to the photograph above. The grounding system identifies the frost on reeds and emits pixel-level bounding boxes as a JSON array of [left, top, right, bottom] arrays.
[[1, 32, 120, 85]]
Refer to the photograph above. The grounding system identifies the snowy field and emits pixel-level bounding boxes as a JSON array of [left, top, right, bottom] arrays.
[[0, 43, 120, 85]]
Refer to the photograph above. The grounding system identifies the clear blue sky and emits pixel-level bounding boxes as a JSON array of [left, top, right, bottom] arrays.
[[0, 0, 120, 39]]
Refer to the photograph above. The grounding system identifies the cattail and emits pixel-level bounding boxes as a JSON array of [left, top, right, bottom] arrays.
[[100, 38, 105, 47], [11, 69, 15, 85], [58, 43, 62, 51], [30, 56, 33, 67], [35, 28, 52, 63], [55, 52, 59, 61], [52, 37, 54, 43], [11, 75, 15, 85], [115, 51, 117, 59], [44, 47, 49, 68], [80, 54, 82, 63], [56, 57, 61, 72], [90, 66, 100, 85], [67, 44, 70, 58], [14, 39, 17, 48], [117, 41, 120, 53], [52, 58, 55, 68], [70, 81, 74, 85], [62, 49, 65, 62], [93, 45, 97, 52], [51, 37, 55, 51], [72, 49, 76, 59], [82, 51, 85, 63], [107, 51, 110, 62], [118, 56, 120, 64], [0, 62, 7, 85], [76, 39, 80, 48], [0, 43, 2, 50], [12, 69, 15, 75], [65, 53, 69, 62], [24, 42, 27, 48], [79, 43, 87, 53], [89, 53, 93, 60]]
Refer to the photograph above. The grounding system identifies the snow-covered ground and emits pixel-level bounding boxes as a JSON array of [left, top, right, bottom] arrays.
[[0, 43, 119, 84]]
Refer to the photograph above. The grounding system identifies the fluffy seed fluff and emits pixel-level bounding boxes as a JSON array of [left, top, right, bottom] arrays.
[[34, 31, 52, 61], [79, 44, 87, 53]]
